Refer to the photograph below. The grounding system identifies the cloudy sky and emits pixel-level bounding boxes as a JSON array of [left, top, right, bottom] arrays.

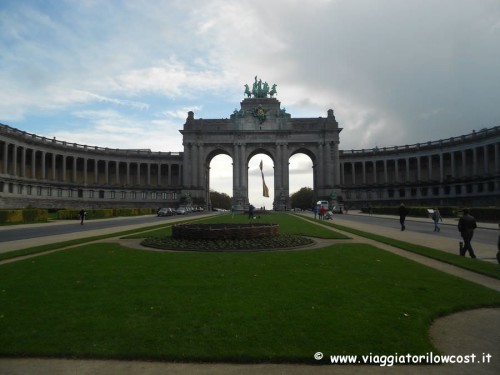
[[1, 0, 499, 207]]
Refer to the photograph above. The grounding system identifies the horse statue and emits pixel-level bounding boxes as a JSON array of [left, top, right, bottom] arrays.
[[244, 84, 252, 98], [269, 84, 277, 98], [262, 82, 269, 97]]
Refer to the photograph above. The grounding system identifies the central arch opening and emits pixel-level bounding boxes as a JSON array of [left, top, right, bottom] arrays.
[[248, 153, 274, 210]]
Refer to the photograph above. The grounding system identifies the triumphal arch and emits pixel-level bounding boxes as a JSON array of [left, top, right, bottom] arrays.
[[180, 77, 342, 210]]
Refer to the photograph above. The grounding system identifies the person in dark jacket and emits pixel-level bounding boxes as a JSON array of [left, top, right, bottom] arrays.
[[398, 203, 409, 231], [458, 209, 477, 258]]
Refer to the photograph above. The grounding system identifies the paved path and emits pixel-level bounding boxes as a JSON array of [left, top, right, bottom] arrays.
[[1, 212, 499, 375]]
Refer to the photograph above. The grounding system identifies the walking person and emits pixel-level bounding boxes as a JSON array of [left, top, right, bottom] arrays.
[[432, 208, 442, 232], [458, 208, 477, 258], [313, 206, 318, 220], [248, 204, 255, 219], [79, 209, 86, 225], [398, 203, 409, 231]]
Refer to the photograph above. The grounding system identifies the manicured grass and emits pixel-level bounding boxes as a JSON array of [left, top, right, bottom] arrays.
[[0, 242, 498, 363], [298, 215, 500, 280], [0, 216, 206, 262], [126, 212, 349, 240]]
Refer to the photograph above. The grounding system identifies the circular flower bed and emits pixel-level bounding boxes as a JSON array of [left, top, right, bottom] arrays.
[[141, 234, 314, 252], [172, 223, 279, 240]]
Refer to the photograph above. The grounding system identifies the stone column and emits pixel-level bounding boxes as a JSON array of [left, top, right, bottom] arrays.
[[450, 152, 455, 179], [461, 150, 467, 177], [2, 142, 8, 174], [126, 162, 130, 185], [31, 149, 37, 178], [352, 162, 356, 185], [373, 161, 377, 184], [105, 160, 109, 185], [383, 159, 388, 184], [12, 144, 17, 176], [325, 141, 332, 186], [167, 163, 171, 186], [147, 163, 151, 186], [21, 147, 26, 177], [61, 155, 67, 182], [241, 143, 247, 198], [94, 160, 99, 185], [394, 159, 399, 182], [137, 162, 141, 185], [41, 151, 46, 180], [51, 153, 56, 180], [472, 147, 477, 176], [405, 158, 410, 182], [73, 157, 77, 183], [416, 157, 421, 181], [83, 158, 88, 185], [157, 163, 162, 186], [483, 145, 488, 175], [362, 160, 366, 184], [428, 155, 433, 180], [439, 153, 444, 182]]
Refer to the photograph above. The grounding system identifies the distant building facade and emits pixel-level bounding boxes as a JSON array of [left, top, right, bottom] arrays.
[[1, 82, 499, 209], [340, 126, 499, 207]]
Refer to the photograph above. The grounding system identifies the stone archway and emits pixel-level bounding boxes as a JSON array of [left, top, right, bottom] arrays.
[[180, 80, 342, 210]]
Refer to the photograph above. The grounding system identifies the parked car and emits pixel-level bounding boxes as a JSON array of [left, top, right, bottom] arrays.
[[157, 208, 175, 217], [175, 207, 188, 215]]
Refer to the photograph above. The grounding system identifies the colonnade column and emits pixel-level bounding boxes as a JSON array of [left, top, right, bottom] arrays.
[[147, 163, 151, 186], [20, 147, 27, 177], [31, 150, 37, 178], [2, 143, 7, 173], [383, 160, 388, 183], [73, 157, 77, 183], [450, 152, 455, 178], [439, 154, 444, 182], [483, 146, 488, 175], [94, 160, 99, 184], [12, 145, 17, 176], [83, 158, 88, 185], [126, 162, 130, 185]]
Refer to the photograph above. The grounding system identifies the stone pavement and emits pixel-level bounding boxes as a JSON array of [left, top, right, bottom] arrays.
[[0, 212, 499, 374]]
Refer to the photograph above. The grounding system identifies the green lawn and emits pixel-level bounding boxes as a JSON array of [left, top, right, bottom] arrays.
[[0, 241, 498, 363], [126, 212, 349, 240]]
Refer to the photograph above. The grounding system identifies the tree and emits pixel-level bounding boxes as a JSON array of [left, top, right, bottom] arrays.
[[209, 190, 232, 210], [290, 187, 314, 210]]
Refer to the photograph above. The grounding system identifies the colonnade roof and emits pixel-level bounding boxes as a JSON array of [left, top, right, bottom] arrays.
[[0, 123, 181, 158], [340, 126, 499, 157]]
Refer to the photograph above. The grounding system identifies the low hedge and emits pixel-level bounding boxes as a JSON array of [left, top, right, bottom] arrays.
[[0, 209, 48, 224], [57, 208, 156, 221]]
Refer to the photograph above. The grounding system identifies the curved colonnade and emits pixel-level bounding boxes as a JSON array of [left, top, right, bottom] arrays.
[[0, 124, 183, 209], [0, 123, 499, 209], [340, 126, 499, 206]]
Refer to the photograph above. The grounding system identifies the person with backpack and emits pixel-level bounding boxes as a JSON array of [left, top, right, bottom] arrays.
[[432, 208, 442, 232]]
